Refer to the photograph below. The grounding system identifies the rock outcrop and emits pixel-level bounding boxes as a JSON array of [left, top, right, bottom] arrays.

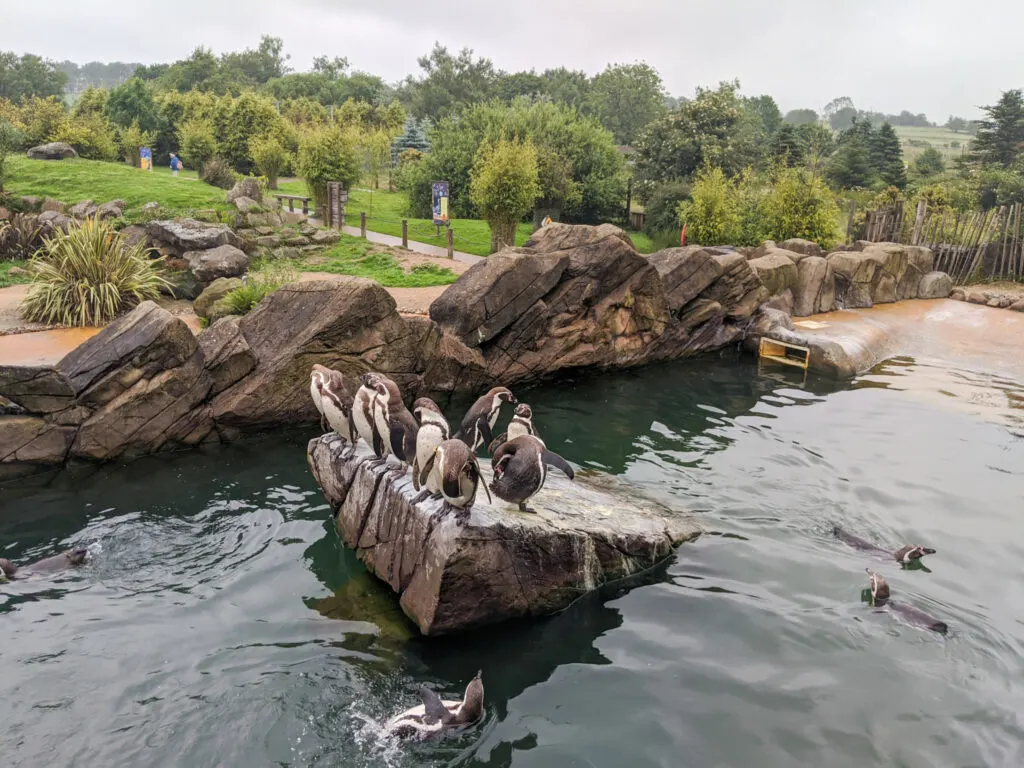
[[146, 219, 241, 255], [26, 142, 78, 160], [194, 277, 243, 319], [308, 434, 701, 635], [185, 243, 249, 283]]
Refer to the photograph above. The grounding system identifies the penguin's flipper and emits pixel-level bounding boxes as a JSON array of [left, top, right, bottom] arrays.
[[472, 456, 492, 504], [389, 423, 407, 460], [418, 687, 453, 725], [371, 425, 383, 458], [543, 450, 575, 480], [412, 457, 421, 491], [487, 432, 508, 454], [476, 419, 494, 452], [420, 452, 436, 488]]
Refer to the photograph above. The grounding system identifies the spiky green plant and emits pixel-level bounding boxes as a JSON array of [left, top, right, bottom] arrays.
[[221, 259, 298, 316], [21, 217, 169, 327]]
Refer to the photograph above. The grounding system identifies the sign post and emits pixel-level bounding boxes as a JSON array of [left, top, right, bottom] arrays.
[[139, 147, 152, 171], [431, 180, 449, 235]]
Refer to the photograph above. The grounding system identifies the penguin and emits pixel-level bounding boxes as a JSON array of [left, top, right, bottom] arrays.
[[410, 397, 449, 497], [0, 548, 88, 582], [312, 365, 357, 456], [489, 435, 574, 513], [309, 366, 328, 432], [352, 372, 384, 465], [455, 387, 516, 453], [386, 671, 485, 740], [834, 525, 936, 565], [419, 439, 492, 520], [370, 375, 418, 476], [865, 569, 948, 634], [487, 403, 542, 454]]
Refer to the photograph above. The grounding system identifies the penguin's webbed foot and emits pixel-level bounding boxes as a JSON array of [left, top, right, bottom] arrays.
[[518, 501, 536, 513]]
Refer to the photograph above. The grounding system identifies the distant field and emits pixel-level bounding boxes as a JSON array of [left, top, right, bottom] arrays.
[[893, 125, 972, 163]]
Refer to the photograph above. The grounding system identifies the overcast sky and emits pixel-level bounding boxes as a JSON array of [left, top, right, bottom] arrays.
[[4, 0, 1021, 120]]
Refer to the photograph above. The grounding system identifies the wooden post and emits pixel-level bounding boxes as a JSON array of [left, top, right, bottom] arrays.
[[402, 219, 408, 249], [446, 227, 454, 259], [360, 211, 367, 238], [912, 200, 927, 245], [846, 200, 856, 244], [302, 198, 309, 215]]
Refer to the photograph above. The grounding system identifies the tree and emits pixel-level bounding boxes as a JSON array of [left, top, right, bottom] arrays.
[[0, 119, 25, 191], [405, 44, 496, 121], [871, 122, 907, 188], [745, 94, 782, 135], [914, 146, 946, 177], [796, 122, 836, 176], [297, 125, 361, 207], [945, 115, 968, 132], [0, 52, 67, 103], [539, 68, 591, 109], [770, 124, 805, 167], [53, 112, 118, 161], [249, 135, 291, 189], [829, 106, 858, 131], [677, 166, 744, 245], [757, 167, 840, 248], [72, 86, 108, 118], [359, 128, 394, 190], [827, 120, 876, 188], [495, 70, 544, 102], [214, 92, 282, 173], [118, 120, 153, 166], [18, 95, 65, 146], [220, 35, 290, 85], [177, 119, 217, 176], [823, 97, 854, 119], [972, 89, 1024, 168], [393, 117, 430, 152], [784, 108, 819, 125], [588, 62, 667, 145], [470, 138, 540, 253], [642, 180, 690, 235], [106, 77, 161, 132]]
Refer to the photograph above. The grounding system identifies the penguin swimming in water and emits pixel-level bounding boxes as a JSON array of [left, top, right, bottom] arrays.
[[386, 671, 485, 740], [419, 439, 491, 520], [455, 387, 516, 453], [490, 435, 574, 513], [487, 403, 542, 454], [411, 397, 449, 496], [0, 548, 88, 582], [311, 365, 357, 456], [370, 375, 418, 476], [865, 569, 948, 634], [834, 525, 936, 565], [352, 372, 384, 465]]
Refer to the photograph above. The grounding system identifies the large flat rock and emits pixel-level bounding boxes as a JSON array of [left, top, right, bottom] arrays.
[[307, 434, 700, 635]]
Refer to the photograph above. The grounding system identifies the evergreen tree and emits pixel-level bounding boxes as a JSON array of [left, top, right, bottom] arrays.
[[827, 120, 876, 188], [393, 116, 430, 152], [972, 89, 1024, 168], [770, 123, 805, 167], [871, 122, 906, 188]]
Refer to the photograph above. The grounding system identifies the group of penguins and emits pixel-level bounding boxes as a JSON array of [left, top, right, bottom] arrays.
[[309, 365, 576, 522], [833, 526, 948, 634]]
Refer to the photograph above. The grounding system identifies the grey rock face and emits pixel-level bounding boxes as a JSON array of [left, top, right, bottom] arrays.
[[184, 244, 249, 283], [26, 142, 78, 160]]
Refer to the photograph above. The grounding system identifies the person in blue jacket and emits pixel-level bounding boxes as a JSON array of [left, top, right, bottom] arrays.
[[169, 152, 183, 176]]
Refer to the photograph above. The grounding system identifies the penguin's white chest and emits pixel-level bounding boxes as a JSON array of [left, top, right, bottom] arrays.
[[352, 391, 376, 443], [310, 379, 323, 414], [322, 397, 350, 438]]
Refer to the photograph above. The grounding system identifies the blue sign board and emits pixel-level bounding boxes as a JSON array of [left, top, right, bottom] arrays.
[[431, 181, 449, 225]]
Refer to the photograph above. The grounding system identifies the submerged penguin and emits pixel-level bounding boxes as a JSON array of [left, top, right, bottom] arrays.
[[419, 439, 491, 520], [0, 548, 88, 582], [386, 671, 485, 740], [352, 373, 384, 464], [487, 403, 542, 454], [865, 569, 948, 634], [312, 365, 357, 455], [456, 387, 516, 453], [489, 435, 574, 513], [371, 375, 418, 476], [411, 397, 449, 495], [834, 525, 936, 565]]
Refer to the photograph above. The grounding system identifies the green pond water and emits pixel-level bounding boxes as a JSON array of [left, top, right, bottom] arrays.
[[2, 351, 1023, 767]]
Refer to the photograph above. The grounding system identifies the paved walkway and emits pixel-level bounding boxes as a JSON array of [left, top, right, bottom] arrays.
[[338, 225, 484, 266]]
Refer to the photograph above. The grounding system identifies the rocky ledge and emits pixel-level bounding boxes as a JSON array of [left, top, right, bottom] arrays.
[[308, 434, 700, 635]]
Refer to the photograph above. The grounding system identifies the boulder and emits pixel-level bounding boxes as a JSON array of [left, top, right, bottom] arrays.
[[748, 252, 799, 297], [0, 394, 26, 416], [311, 229, 342, 246], [646, 246, 723, 313], [20, 196, 42, 210], [827, 251, 879, 308], [917, 271, 953, 299], [522, 221, 635, 253], [194, 277, 243, 319], [702, 251, 770, 319], [184, 244, 249, 283], [966, 291, 987, 305], [40, 198, 65, 213], [37, 210, 74, 235], [256, 235, 282, 248], [206, 298, 238, 324], [778, 238, 826, 258], [26, 142, 78, 160], [244, 211, 284, 228], [191, 209, 220, 224], [197, 316, 256, 395], [1009, 299, 1024, 312], [146, 219, 241, 254], [0, 416, 75, 476], [160, 270, 203, 300], [762, 289, 794, 315], [748, 241, 777, 260], [950, 288, 966, 301], [308, 434, 701, 635], [142, 202, 160, 211], [0, 365, 76, 413], [119, 224, 149, 249], [793, 256, 835, 316], [95, 200, 126, 220], [998, 296, 1012, 309], [69, 200, 98, 220], [212, 279, 487, 428], [227, 178, 263, 204], [233, 196, 260, 213]]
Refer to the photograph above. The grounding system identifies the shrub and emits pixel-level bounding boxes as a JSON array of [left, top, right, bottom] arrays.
[[469, 138, 540, 253], [756, 167, 841, 248], [249, 135, 291, 189], [222, 260, 298, 316], [296, 126, 361, 209], [643, 180, 691, 235], [202, 157, 238, 189], [677, 166, 744, 245], [178, 119, 217, 176], [21, 217, 169, 327], [0, 215, 43, 261], [52, 114, 119, 161], [118, 120, 154, 167], [0, 119, 25, 192], [914, 146, 946, 177], [19, 96, 65, 147]]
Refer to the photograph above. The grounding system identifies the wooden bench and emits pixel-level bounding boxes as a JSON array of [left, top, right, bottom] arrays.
[[272, 193, 313, 215]]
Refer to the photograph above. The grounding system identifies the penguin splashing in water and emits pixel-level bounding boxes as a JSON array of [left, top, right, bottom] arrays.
[[386, 671, 485, 741]]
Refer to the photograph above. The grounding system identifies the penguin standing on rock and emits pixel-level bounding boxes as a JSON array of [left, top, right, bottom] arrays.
[[411, 397, 449, 496], [352, 373, 383, 464], [309, 366, 329, 432], [386, 671, 485, 740], [455, 387, 516, 453], [419, 439, 491, 520], [311, 365, 357, 455], [490, 435, 574, 513], [487, 403, 542, 454], [865, 569, 948, 634], [371, 375, 418, 476]]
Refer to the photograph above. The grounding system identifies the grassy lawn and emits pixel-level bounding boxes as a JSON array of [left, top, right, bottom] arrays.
[[4, 156, 229, 215], [0, 260, 30, 288], [893, 126, 972, 163], [301, 235, 458, 287]]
